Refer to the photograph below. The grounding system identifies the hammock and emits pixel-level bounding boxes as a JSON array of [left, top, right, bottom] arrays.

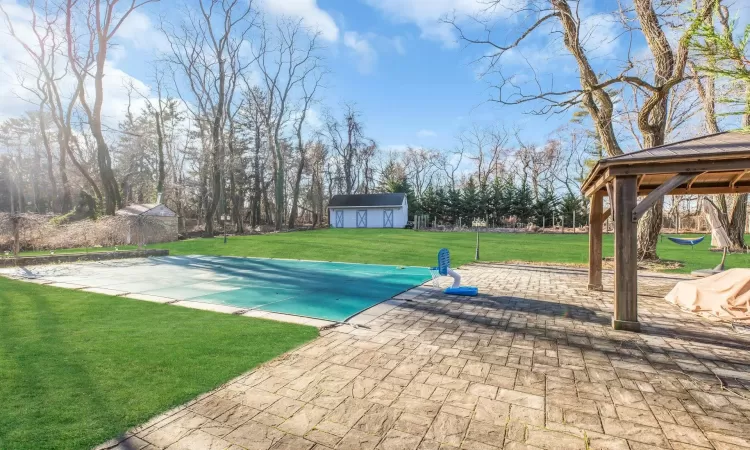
[[667, 235, 705, 247]]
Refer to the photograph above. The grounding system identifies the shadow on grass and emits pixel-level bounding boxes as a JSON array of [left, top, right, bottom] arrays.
[[0, 289, 118, 449]]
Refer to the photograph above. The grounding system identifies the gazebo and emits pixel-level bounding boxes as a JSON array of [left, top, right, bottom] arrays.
[[581, 131, 750, 332]]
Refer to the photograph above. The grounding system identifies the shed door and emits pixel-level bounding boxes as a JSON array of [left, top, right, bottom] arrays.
[[383, 209, 393, 228], [356, 210, 367, 228], [335, 210, 344, 228]]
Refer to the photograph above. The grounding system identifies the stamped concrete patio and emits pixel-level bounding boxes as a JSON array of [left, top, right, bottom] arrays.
[[100, 263, 750, 450]]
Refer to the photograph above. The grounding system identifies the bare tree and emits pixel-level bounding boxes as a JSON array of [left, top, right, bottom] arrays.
[[447, 0, 717, 259], [2, 0, 79, 211], [691, 1, 747, 250], [63, 0, 158, 214], [403, 147, 438, 199], [515, 136, 561, 199], [288, 69, 324, 227], [162, 0, 255, 234], [242, 87, 268, 229], [434, 145, 465, 190], [323, 105, 371, 195], [459, 125, 509, 189], [305, 140, 327, 226], [251, 18, 321, 230]]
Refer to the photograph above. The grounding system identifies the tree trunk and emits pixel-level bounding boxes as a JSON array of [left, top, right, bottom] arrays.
[[633, 131, 668, 260], [273, 137, 285, 230], [204, 105, 224, 236], [636, 198, 663, 260], [251, 122, 262, 229], [729, 82, 750, 248], [57, 132, 72, 212], [629, 0, 715, 260], [262, 180, 273, 226], [227, 127, 243, 234], [230, 167, 243, 233], [155, 111, 165, 201], [31, 144, 42, 212], [38, 108, 57, 212], [91, 128, 119, 214], [288, 158, 305, 228], [69, 138, 103, 203], [553, 0, 622, 157], [288, 128, 306, 228], [691, 56, 746, 250], [89, 40, 121, 215], [727, 194, 747, 250]]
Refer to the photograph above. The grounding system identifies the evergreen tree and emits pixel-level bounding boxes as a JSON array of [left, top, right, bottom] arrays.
[[512, 178, 535, 223], [447, 187, 462, 225], [462, 177, 479, 221], [488, 177, 503, 225], [534, 185, 558, 227], [477, 181, 490, 221], [434, 187, 448, 223], [420, 185, 439, 221], [557, 192, 586, 228], [499, 177, 515, 219], [382, 174, 417, 219]]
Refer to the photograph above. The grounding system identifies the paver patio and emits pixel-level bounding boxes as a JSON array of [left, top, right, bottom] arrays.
[[99, 263, 750, 450]]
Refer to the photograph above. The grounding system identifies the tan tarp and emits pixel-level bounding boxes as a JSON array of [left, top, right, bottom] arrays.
[[665, 268, 750, 321], [701, 199, 731, 249]]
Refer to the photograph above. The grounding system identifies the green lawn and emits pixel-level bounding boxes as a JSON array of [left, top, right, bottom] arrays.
[[143, 229, 747, 274], [0, 277, 318, 450], [14, 229, 750, 273]]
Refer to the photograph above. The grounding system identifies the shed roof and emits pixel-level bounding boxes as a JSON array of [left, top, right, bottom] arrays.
[[581, 130, 750, 197], [328, 193, 406, 208], [116, 203, 177, 217]]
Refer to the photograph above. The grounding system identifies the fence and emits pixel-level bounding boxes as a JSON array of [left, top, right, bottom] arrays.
[[411, 214, 589, 233]]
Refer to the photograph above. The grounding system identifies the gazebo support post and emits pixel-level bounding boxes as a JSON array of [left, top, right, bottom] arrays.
[[588, 191, 604, 291], [613, 175, 640, 332]]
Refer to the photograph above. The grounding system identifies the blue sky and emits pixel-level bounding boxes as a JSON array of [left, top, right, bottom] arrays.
[[0, 0, 590, 148], [289, 0, 579, 151], [7, 0, 745, 152]]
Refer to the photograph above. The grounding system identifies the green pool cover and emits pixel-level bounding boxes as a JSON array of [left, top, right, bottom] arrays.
[[71, 256, 431, 322]]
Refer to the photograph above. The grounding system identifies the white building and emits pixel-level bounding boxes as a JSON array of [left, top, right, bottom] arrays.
[[328, 193, 408, 228]]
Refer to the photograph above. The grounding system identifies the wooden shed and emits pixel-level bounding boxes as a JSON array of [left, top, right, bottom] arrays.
[[115, 203, 179, 244], [328, 193, 408, 228]]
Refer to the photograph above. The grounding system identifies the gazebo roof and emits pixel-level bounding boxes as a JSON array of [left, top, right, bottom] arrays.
[[582, 130, 750, 197]]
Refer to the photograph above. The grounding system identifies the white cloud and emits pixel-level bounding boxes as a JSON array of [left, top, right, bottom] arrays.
[[0, 0, 42, 119], [97, 63, 152, 129], [416, 129, 437, 138], [0, 0, 159, 131], [362, 0, 526, 48], [578, 13, 620, 58], [258, 0, 338, 42], [115, 9, 170, 54], [344, 31, 377, 74]]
